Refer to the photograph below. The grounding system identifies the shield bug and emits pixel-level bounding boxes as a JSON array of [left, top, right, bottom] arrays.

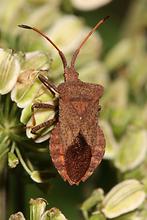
[[19, 16, 109, 185]]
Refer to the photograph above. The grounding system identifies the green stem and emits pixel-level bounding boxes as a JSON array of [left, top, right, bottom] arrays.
[[0, 148, 9, 160], [0, 158, 7, 220], [10, 142, 15, 153], [15, 147, 32, 175]]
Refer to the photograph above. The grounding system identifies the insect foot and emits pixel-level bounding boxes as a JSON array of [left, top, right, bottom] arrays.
[[19, 16, 109, 185]]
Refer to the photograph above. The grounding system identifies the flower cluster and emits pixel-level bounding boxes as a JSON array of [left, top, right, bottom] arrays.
[[0, 0, 147, 219]]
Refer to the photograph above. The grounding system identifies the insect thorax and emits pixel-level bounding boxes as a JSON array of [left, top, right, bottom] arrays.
[[58, 79, 103, 102]]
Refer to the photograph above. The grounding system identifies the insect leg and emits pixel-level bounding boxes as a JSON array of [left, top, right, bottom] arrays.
[[38, 74, 58, 95], [31, 118, 56, 134], [31, 102, 55, 126]]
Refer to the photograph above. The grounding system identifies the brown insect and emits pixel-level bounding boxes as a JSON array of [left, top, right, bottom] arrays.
[[19, 16, 109, 185]]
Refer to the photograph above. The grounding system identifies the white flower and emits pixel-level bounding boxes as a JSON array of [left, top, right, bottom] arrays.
[[0, 49, 20, 94], [71, 0, 112, 11]]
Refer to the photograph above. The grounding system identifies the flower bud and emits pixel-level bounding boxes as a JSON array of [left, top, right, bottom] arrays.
[[102, 179, 146, 218]]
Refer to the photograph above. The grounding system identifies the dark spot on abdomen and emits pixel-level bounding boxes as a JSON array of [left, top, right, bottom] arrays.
[[65, 133, 92, 183]]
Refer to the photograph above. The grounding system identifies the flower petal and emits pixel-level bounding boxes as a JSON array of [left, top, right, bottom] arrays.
[[0, 49, 20, 94], [102, 179, 146, 218], [115, 129, 147, 172], [71, 0, 112, 11]]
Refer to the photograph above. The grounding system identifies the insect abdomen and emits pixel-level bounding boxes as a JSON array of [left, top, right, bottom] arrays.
[[65, 133, 92, 183]]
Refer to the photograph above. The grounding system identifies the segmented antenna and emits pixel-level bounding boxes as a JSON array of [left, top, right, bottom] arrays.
[[71, 16, 110, 67], [18, 16, 109, 70], [18, 24, 67, 69]]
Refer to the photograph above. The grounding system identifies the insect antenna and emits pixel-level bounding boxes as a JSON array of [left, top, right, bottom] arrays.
[[18, 24, 67, 69], [71, 16, 110, 68]]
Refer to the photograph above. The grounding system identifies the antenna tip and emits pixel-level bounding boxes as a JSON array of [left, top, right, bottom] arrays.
[[103, 16, 110, 22], [18, 24, 32, 29]]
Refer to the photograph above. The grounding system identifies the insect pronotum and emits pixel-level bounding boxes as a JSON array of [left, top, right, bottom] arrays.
[[19, 16, 109, 185]]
